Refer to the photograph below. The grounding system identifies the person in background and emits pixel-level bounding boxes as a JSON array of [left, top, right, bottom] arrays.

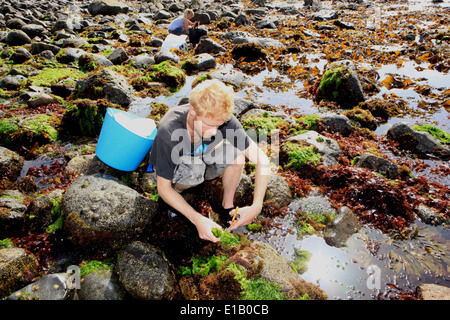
[[168, 9, 198, 36], [149, 79, 271, 243]]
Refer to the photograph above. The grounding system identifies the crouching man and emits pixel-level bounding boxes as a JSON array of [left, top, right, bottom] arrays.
[[149, 79, 271, 243]]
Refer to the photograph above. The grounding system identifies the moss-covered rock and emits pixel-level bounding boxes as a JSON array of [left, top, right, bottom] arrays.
[[387, 122, 450, 159], [0, 247, 39, 297], [0, 114, 60, 152], [177, 235, 327, 300], [343, 107, 377, 131], [241, 113, 286, 136], [147, 61, 186, 92], [28, 68, 86, 87], [281, 140, 322, 171], [60, 99, 109, 137], [317, 60, 365, 108]]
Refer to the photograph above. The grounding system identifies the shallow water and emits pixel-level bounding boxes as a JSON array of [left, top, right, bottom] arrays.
[[247, 208, 449, 300]]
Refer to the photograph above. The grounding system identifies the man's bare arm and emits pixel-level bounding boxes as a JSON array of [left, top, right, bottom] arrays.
[[156, 175, 222, 242], [229, 140, 271, 230]]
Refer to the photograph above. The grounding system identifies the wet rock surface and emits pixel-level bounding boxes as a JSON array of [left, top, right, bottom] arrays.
[[62, 173, 157, 244]]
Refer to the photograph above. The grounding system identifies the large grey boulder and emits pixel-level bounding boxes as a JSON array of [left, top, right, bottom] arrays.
[[0, 75, 27, 91], [78, 269, 127, 300], [76, 68, 135, 107], [5, 30, 32, 46], [8, 273, 73, 300], [131, 54, 155, 69], [206, 68, 249, 90], [56, 48, 87, 64], [386, 122, 450, 160], [0, 248, 39, 297], [232, 36, 284, 49], [115, 241, 176, 300], [354, 152, 399, 178], [317, 60, 366, 108], [181, 53, 216, 73], [320, 113, 354, 136], [0, 190, 27, 237], [30, 42, 61, 55], [107, 46, 129, 65], [61, 174, 157, 244], [194, 37, 226, 55], [88, 0, 130, 16], [0, 147, 23, 182], [265, 174, 292, 209]]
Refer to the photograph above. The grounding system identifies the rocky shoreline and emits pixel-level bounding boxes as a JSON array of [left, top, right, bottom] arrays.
[[1, 0, 449, 300]]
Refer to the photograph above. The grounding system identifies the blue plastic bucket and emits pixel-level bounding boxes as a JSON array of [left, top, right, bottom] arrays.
[[96, 108, 157, 171]]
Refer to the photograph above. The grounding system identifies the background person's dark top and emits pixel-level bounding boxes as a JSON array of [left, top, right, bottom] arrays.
[[149, 104, 251, 181]]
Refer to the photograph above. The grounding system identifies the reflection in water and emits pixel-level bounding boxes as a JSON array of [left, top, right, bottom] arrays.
[[249, 212, 449, 300]]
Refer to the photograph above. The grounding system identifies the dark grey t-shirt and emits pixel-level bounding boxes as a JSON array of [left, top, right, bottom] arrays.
[[149, 104, 251, 181]]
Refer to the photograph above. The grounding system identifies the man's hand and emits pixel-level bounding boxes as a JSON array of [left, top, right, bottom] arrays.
[[228, 204, 262, 231], [192, 215, 223, 243]]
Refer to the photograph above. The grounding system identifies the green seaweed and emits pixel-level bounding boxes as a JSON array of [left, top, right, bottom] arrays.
[[282, 141, 322, 170], [212, 228, 241, 247], [414, 124, 450, 145], [0, 238, 14, 249], [178, 255, 228, 277], [80, 260, 114, 277], [319, 68, 342, 99], [241, 114, 285, 136], [22, 115, 59, 141], [225, 263, 290, 300], [28, 68, 86, 87], [148, 61, 186, 91]]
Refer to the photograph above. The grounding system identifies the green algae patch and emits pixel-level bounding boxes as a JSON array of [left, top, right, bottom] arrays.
[[0, 113, 60, 151], [178, 255, 228, 277], [414, 124, 450, 145], [246, 223, 262, 232], [80, 260, 114, 277], [148, 61, 185, 92], [29, 68, 86, 87], [0, 119, 20, 146], [282, 141, 322, 171], [22, 115, 59, 141], [0, 238, 14, 249], [319, 68, 343, 99], [241, 114, 285, 136], [225, 263, 292, 300], [61, 99, 108, 137], [212, 228, 241, 247]]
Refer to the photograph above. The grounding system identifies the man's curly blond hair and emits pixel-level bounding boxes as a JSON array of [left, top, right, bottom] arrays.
[[189, 79, 235, 121]]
